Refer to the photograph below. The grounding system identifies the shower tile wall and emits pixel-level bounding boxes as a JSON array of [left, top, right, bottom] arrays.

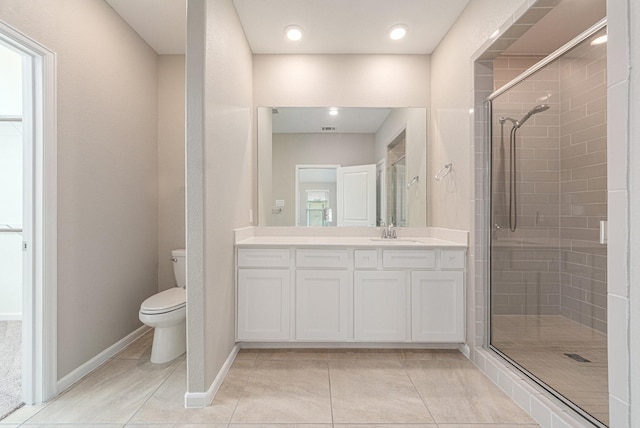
[[491, 56, 562, 316], [491, 44, 607, 332], [558, 40, 607, 333]]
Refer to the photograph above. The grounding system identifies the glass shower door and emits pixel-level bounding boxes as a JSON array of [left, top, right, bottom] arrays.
[[489, 26, 609, 427]]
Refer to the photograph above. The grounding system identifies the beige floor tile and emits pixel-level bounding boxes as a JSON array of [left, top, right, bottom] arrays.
[[327, 348, 402, 361], [405, 359, 535, 424], [257, 348, 328, 361], [0, 403, 48, 424], [114, 329, 154, 360], [229, 425, 332, 428], [28, 357, 179, 424], [329, 360, 433, 424], [235, 348, 260, 360], [437, 425, 540, 427], [401, 349, 467, 361], [130, 359, 254, 424], [231, 360, 332, 424], [334, 425, 437, 428], [20, 425, 123, 428], [125, 425, 227, 428]]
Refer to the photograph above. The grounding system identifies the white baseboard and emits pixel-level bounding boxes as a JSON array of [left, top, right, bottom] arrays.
[[56, 325, 150, 394], [458, 343, 471, 358], [184, 343, 240, 408], [238, 342, 461, 350]]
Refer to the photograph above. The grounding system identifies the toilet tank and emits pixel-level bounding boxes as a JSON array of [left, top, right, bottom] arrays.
[[171, 249, 186, 288]]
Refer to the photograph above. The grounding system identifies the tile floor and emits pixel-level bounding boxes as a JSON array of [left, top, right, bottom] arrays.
[[0, 330, 539, 427], [492, 315, 608, 426]]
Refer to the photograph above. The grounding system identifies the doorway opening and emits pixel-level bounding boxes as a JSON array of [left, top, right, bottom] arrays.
[[0, 20, 57, 409], [0, 39, 24, 419]]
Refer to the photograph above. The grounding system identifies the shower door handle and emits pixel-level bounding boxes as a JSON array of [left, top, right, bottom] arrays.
[[600, 220, 608, 244]]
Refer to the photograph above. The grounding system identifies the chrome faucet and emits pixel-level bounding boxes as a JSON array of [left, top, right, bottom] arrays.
[[380, 222, 397, 239]]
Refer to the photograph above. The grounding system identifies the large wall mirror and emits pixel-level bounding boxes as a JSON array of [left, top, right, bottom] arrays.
[[258, 107, 427, 227]]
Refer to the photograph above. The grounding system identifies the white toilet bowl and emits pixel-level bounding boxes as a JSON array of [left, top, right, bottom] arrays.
[[139, 249, 186, 364]]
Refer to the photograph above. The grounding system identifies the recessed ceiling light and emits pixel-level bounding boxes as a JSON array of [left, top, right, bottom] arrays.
[[329, 107, 339, 116], [389, 24, 408, 41], [591, 34, 607, 45], [285, 25, 303, 41], [489, 29, 500, 40]]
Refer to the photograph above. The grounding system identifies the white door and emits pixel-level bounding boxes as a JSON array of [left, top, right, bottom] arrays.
[[337, 164, 376, 227], [411, 271, 464, 342], [354, 271, 407, 341]]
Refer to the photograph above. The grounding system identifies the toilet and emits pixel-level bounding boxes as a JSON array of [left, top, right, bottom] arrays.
[[139, 248, 186, 364]]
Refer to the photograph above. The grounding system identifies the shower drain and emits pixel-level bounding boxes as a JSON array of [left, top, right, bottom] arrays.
[[564, 353, 591, 363]]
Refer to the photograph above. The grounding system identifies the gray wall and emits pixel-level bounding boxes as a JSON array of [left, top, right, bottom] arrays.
[[158, 55, 186, 291], [253, 54, 430, 110], [0, 0, 159, 378], [186, 0, 254, 392]]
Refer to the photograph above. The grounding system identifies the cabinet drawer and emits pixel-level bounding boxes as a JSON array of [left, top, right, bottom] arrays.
[[383, 250, 435, 269], [237, 249, 290, 268], [296, 249, 349, 268], [440, 250, 465, 269], [354, 249, 378, 269]]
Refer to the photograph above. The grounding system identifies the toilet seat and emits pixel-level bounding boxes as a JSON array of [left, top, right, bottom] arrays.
[[140, 287, 186, 315]]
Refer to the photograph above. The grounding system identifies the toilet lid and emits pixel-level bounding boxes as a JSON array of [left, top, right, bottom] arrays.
[[140, 287, 186, 314]]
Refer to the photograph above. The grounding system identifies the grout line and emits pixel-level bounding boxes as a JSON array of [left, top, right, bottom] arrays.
[[402, 356, 438, 426], [121, 347, 185, 425], [326, 352, 335, 426], [227, 349, 260, 425]]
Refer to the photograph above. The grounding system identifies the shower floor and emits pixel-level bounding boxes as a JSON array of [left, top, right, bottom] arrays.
[[492, 315, 608, 426]]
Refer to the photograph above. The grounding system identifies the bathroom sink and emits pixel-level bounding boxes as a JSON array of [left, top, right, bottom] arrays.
[[370, 238, 422, 244]]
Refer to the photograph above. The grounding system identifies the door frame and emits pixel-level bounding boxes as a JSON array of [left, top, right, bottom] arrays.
[[0, 20, 57, 404]]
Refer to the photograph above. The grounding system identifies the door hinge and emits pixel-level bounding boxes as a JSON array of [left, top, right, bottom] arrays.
[[23, 241, 28, 251]]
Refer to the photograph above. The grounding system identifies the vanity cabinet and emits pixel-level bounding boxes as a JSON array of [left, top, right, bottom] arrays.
[[411, 271, 464, 342], [354, 270, 407, 341], [237, 269, 290, 340], [295, 249, 351, 340], [237, 249, 291, 341], [236, 245, 466, 344], [296, 270, 351, 340]]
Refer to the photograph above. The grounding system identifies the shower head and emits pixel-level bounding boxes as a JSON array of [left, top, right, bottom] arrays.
[[515, 104, 550, 128]]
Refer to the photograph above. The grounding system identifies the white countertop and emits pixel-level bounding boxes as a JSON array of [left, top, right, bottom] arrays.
[[235, 236, 466, 248]]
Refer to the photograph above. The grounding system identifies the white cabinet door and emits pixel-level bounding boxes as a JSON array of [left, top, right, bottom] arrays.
[[411, 271, 464, 342], [354, 271, 407, 341], [237, 269, 290, 341], [296, 270, 351, 341], [337, 164, 376, 227]]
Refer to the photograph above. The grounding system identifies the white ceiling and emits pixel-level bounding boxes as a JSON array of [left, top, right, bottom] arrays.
[[232, 0, 470, 54], [104, 0, 605, 58], [272, 107, 392, 133], [105, 0, 470, 55]]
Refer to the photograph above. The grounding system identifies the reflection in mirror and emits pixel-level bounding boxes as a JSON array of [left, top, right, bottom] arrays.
[[296, 166, 337, 227], [258, 107, 427, 227], [387, 130, 407, 226]]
